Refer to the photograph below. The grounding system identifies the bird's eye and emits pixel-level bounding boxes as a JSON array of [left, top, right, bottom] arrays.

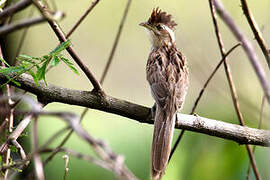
[[156, 24, 163, 30]]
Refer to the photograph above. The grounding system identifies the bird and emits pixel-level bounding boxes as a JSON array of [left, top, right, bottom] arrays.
[[140, 8, 189, 180]]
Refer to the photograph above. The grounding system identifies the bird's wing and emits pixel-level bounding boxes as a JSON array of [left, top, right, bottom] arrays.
[[147, 48, 189, 110], [170, 50, 189, 110], [146, 50, 169, 109]]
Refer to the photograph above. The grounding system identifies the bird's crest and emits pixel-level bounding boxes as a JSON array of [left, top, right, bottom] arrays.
[[147, 8, 177, 30]]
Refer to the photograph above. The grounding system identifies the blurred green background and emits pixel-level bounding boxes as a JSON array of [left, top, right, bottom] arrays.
[[6, 0, 270, 179]]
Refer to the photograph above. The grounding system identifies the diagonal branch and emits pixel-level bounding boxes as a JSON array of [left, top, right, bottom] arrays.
[[209, 1, 260, 179], [212, 0, 270, 104], [240, 0, 270, 69], [0, 72, 269, 146], [0, 0, 32, 20], [66, 0, 100, 38], [32, 116, 45, 180], [31, 0, 103, 93], [0, 16, 47, 36]]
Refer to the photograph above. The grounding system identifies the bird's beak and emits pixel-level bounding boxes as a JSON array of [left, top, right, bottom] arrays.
[[139, 22, 153, 30]]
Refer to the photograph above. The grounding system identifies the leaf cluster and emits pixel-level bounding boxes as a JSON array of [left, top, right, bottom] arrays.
[[0, 40, 78, 88]]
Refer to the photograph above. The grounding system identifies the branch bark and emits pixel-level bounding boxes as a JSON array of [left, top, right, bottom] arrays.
[[0, 72, 269, 146], [0, 0, 32, 20]]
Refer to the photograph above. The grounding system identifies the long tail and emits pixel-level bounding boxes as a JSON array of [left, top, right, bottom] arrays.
[[151, 105, 176, 180]]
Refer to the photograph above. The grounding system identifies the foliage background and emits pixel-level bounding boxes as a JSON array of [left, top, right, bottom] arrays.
[[6, 0, 270, 179]]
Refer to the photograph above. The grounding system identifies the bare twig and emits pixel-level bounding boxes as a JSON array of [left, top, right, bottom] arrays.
[[32, 116, 45, 180], [4, 147, 130, 178], [0, 114, 33, 155], [11, 139, 27, 160], [41, 126, 70, 150], [0, 16, 46, 36], [62, 155, 69, 180], [29, 109, 137, 179], [31, 0, 103, 93], [209, 1, 260, 179], [43, 108, 88, 165], [213, 0, 270, 104], [0, 42, 15, 179], [191, 43, 241, 113], [240, 0, 270, 69], [169, 43, 241, 161], [100, 0, 132, 84], [210, 0, 243, 125], [0, 0, 32, 20], [0, 93, 137, 180], [0, 116, 30, 177], [0, 95, 45, 178], [66, 0, 100, 38]]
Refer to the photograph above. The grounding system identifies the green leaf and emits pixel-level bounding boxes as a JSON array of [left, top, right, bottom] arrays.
[[36, 62, 47, 80], [29, 70, 39, 86], [60, 57, 79, 75], [36, 60, 49, 86], [0, 66, 25, 75], [0, 57, 10, 67], [17, 55, 41, 68], [43, 55, 50, 61], [18, 54, 41, 60], [51, 55, 60, 66], [50, 39, 71, 55]]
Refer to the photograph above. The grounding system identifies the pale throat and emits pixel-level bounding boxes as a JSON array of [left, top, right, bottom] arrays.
[[146, 25, 175, 49]]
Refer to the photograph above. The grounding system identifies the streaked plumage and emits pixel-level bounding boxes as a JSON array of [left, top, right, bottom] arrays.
[[140, 8, 189, 180]]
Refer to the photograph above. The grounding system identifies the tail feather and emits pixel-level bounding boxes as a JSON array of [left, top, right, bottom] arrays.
[[151, 106, 176, 180]]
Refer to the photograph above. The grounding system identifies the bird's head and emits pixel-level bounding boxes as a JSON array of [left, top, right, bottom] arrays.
[[140, 8, 177, 48]]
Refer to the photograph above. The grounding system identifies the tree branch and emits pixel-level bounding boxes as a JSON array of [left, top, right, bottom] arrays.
[[0, 0, 32, 20], [240, 0, 270, 69], [0, 72, 269, 146], [66, 0, 100, 38], [213, 0, 270, 104], [31, 0, 104, 93], [0, 16, 46, 36], [209, 1, 261, 179]]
